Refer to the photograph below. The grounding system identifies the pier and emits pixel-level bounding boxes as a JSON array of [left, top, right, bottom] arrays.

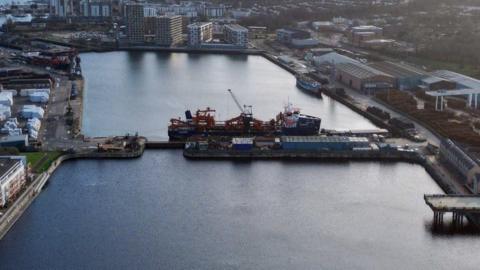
[[424, 194, 480, 228]]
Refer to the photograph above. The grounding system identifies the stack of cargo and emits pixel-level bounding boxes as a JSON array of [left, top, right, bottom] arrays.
[[71, 83, 78, 99], [20, 88, 50, 97], [388, 117, 415, 131], [0, 92, 13, 106], [366, 106, 390, 120], [0, 105, 11, 121], [281, 136, 370, 151], [27, 118, 41, 139], [29, 92, 49, 103], [232, 138, 254, 151], [1, 118, 22, 136], [21, 105, 44, 119], [2, 89, 18, 96]]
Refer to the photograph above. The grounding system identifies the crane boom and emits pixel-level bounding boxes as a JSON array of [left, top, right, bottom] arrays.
[[228, 89, 244, 113]]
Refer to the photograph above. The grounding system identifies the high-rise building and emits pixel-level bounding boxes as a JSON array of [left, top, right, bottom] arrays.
[[144, 17, 157, 43], [50, 0, 74, 17], [187, 22, 213, 47], [155, 15, 183, 46], [80, 0, 111, 17], [126, 3, 145, 43], [224, 24, 249, 48]]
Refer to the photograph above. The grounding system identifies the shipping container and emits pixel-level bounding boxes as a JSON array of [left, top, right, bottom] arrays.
[[232, 137, 254, 151], [281, 136, 370, 151]]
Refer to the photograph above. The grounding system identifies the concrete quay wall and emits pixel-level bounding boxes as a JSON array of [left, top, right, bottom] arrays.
[[184, 149, 423, 163]]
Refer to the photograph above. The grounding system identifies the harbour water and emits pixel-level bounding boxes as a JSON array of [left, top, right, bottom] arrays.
[[0, 52, 479, 269]]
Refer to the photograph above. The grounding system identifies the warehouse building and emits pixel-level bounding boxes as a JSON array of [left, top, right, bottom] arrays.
[[419, 76, 456, 91], [0, 156, 27, 208], [349, 25, 383, 46], [369, 61, 427, 91], [309, 52, 359, 75], [335, 62, 395, 94], [276, 28, 310, 43], [439, 139, 480, 188], [431, 70, 480, 90]]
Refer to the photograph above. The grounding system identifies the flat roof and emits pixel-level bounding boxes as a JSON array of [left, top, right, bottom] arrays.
[[425, 88, 480, 97], [225, 24, 248, 31], [314, 52, 359, 65], [424, 195, 480, 212], [336, 62, 393, 80], [432, 70, 480, 89], [0, 158, 20, 178]]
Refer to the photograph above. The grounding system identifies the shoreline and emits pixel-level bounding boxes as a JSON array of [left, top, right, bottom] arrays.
[[0, 47, 477, 240]]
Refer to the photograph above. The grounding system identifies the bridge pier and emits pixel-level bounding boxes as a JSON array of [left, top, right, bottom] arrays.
[[452, 212, 464, 228], [433, 211, 444, 227]]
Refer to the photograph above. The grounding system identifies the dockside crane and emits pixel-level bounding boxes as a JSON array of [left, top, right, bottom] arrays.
[[228, 89, 252, 118]]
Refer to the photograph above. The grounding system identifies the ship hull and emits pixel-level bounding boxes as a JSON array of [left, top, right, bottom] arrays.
[[296, 78, 321, 93]]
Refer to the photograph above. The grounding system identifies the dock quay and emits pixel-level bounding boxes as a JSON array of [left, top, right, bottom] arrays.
[[424, 195, 480, 229], [183, 149, 423, 162], [145, 139, 184, 149]]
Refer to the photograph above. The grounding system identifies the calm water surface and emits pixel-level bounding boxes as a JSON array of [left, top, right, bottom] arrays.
[[0, 52, 479, 269], [81, 52, 376, 137]]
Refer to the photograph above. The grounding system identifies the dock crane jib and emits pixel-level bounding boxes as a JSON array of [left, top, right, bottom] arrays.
[[228, 89, 252, 117]]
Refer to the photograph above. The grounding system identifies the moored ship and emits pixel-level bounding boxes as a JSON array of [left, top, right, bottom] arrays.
[[296, 74, 321, 93], [168, 103, 321, 140]]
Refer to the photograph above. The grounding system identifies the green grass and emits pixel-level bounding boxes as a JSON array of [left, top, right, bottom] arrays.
[[22, 151, 63, 173]]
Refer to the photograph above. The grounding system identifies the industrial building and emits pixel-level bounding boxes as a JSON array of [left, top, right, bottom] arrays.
[[223, 24, 249, 48], [335, 62, 395, 94], [308, 51, 359, 74], [0, 156, 27, 208], [349, 25, 383, 46], [187, 22, 213, 47], [420, 76, 456, 91], [439, 139, 480, 189], [126, 3, 145, 43], [431, 70, 480, 90], [369, 61, 427, 91], [276, 28, 319, 48]]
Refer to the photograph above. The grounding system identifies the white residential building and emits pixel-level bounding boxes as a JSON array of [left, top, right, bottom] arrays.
[[187, 22, 213, 47], [0, 157, 26, 208], [223, 24, 249, 48]]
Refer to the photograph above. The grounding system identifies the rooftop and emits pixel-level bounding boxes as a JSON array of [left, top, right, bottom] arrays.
[[0, 158, 20, 179], [336, 62, 393, 80], [369, 61, 427, 78], [313, 52, 359, 65], [225, 24, 248, 31], [431, 70, 480, 89]]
